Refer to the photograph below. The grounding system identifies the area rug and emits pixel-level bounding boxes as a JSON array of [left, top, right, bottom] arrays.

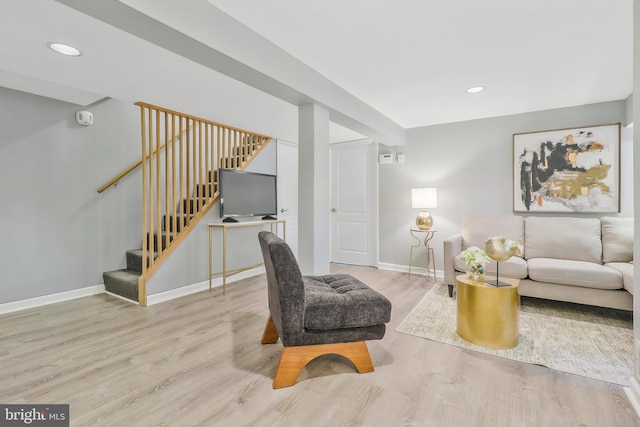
[[396, 285, 634, 386]]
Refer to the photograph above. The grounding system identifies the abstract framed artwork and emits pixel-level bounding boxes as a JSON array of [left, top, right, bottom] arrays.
[[513, 123, 620, 213]]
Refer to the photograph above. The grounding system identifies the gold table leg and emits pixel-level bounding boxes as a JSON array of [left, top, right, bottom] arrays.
[[408, 236, 420, 279], [409, 229, 436, 281], [209, 225, 213, 292], [222, 226, 227, 295]]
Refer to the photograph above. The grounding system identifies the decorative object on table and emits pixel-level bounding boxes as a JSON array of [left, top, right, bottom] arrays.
[[411, 187, 437, 230], [513, 123, 620, 213], [396, 284, 633, 386], [484, 236, 523, 287], [459, 246, 490, 281]]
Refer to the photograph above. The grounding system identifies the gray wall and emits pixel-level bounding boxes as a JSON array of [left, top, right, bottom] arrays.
[[379, 100, 633, 271], [1, 86, 632, 305], [0, 87, 282, 304], [0, 88, 142, 303]]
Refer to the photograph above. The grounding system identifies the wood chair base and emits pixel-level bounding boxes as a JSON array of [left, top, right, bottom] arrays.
[[261, 315, 375, 389], [261, 314, 280, 344]]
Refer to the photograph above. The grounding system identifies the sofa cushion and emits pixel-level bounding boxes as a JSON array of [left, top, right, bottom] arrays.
[[605, 262, 634, 295], [303, 274, 392, 331], [528, 258, 622, 290], [454, 254, 528, 279], [461, 215, 525, 257], [602, 217, 633, 263], [525, 217, 602, 263]]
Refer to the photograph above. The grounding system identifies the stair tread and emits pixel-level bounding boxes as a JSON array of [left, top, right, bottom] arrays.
[[126, 249, 158, 257], [103, 269, 140, 302], [103, 269, 141, 280]]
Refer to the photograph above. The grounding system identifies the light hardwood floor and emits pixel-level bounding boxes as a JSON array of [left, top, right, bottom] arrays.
[[1, 265, 638, 426]]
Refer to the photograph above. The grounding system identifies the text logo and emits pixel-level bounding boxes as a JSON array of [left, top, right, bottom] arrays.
[[0, 405, 69, 426]]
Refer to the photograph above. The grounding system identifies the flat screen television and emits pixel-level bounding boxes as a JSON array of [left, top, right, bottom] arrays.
[[219, 169, 277, 222]]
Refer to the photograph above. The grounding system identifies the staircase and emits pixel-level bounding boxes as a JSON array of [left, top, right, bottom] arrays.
[[102, 102, 271, 305]]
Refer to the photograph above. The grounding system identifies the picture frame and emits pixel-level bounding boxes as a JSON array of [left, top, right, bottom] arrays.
[[513, 123, 620, 213]]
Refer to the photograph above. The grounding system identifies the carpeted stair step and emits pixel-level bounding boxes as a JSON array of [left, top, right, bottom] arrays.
[[161, 213, 191, 232], [126, 249, 158, 272], [147, 231, 175, 251], [208, 169, 218, 184], [103, 269, 139, 302], [194, 183, 217, 198], [181, 197, 208, 214], [222, 158, 237, 169]]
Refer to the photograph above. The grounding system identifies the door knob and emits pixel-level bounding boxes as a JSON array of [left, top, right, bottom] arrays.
[[331, 208, 337, 212], [280, 208, 289, 213]]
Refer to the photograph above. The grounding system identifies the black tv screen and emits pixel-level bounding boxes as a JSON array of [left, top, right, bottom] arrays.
[[219, 169, 277, 221]]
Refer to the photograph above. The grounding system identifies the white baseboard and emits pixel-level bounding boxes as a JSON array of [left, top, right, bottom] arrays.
[[1, 263, 438, 314], [0, 267, 267, 314], [146, 266, 265, 306], [624, 376, 640, 418], [378, 262, 442, 279], [0, 284, 105, 315], [377, 262, 407, 272]]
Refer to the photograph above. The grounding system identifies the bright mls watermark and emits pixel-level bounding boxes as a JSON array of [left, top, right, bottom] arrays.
[[0, 405, 69, 426]]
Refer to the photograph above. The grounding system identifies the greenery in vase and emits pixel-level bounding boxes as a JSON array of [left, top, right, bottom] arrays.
[[460, 246, 491, 274]]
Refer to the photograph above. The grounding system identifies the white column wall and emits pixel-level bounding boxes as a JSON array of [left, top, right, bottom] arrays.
[[297, 104, 331, 275]]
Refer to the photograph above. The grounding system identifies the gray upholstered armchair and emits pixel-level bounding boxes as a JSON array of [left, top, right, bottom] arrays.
[[258, 231, 392, 388]]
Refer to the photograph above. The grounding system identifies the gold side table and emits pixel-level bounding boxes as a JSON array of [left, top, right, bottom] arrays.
[[456, 274, 520, 349], [408, 229, 436, 281]]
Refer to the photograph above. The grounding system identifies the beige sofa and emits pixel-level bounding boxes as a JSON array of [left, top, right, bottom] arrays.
[[443, 215, 634, 311]]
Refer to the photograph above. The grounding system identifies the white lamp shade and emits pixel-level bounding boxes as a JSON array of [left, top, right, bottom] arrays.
[[411, 188, 437, 209]]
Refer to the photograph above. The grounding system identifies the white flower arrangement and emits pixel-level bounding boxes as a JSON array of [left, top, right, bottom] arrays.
[[460, 246, 491, 275]]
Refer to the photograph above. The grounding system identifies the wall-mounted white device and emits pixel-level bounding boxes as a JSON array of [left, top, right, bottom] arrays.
[[75, 110, 93, 126], [379, 153, 393, 164]]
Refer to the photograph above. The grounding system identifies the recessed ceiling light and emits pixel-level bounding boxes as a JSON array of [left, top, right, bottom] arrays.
[[466, 86, 485, 94], [48, 43, 81, 57]]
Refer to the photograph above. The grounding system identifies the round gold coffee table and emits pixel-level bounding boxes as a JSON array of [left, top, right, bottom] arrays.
[[455, 274, 520, 349]]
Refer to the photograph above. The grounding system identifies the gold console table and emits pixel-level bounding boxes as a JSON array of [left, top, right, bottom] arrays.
[[209, 219, 285, 294]]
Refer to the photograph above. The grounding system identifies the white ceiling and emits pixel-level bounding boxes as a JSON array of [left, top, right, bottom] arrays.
[[0, 0, 633, 141], [207, 0, 633, 128]]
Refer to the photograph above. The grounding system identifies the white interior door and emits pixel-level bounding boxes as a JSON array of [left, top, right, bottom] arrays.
[[277, 140, 298, 257], [330, 140, 377, 266]]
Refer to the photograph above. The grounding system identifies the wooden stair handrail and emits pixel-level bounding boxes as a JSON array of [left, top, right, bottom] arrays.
[[97, 125, 190, 193]]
